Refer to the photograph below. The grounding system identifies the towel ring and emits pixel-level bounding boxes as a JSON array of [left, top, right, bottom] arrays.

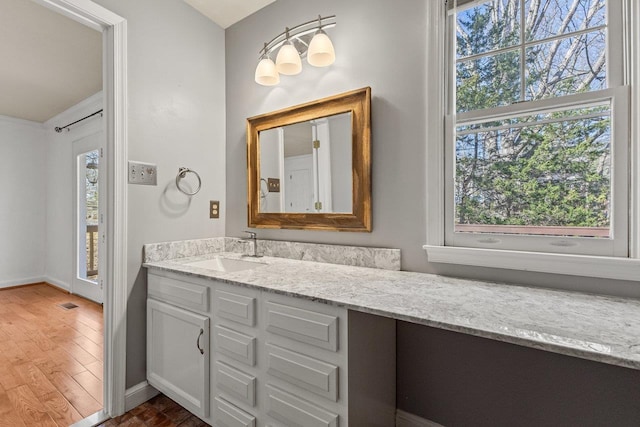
[[176, 167, 201, 195]]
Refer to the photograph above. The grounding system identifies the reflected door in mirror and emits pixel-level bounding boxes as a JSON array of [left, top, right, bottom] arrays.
[[259, 113, 352, 214]]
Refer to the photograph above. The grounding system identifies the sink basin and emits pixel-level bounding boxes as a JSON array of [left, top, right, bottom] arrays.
[[186, 257, 265, 273]]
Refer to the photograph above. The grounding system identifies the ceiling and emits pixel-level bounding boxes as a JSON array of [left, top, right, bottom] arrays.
[[0, 0, 102, 123], [0, 0, 272, 123], [183, 0, 276, 29]]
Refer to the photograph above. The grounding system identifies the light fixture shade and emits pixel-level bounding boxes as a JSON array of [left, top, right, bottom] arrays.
[[255, 57, 280, 86], [276, 42, 302, 75], [307, 30, 335, 67]]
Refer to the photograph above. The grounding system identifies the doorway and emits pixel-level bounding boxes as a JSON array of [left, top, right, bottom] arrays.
[[32, 0, 128, 419]]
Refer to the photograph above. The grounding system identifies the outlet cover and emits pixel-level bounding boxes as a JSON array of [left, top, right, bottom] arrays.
[[210, 200, 220, 218], [128, 161, 157, 185]]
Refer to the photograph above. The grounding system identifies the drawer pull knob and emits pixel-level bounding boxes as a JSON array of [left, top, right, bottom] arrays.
[[197, 328, 204, 355]]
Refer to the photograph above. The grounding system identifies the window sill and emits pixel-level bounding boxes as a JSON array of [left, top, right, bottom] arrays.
[[423, 245, 640, 282]]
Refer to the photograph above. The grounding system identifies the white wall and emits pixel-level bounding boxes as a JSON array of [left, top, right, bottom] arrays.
[[92, 0, 227, 387], [0, 116, 46, 287], [43, 93, 104, 291]]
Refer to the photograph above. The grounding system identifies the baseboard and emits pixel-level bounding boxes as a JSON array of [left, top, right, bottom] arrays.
[[125, 381, 159, 412], [0, 276, 46, 290], [396, 409, 445, 427], [43, 277, 71, 292]]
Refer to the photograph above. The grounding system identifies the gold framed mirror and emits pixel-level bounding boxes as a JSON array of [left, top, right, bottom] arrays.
[[247, 87, 371, 231]]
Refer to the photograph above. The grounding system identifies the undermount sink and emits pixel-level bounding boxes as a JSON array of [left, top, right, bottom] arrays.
[[185, 256, 265, 273]]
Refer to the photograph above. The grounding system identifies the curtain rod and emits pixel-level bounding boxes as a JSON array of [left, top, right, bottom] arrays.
[[54, 109, 103, 133]]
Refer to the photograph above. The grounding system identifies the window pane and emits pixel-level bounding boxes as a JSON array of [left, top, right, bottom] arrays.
[[456, 0, 520, 59], [525, 0, 606, 42], [526, 30, 606, 100], [455, 105, 611, 237], [457, 49, 521, 112]]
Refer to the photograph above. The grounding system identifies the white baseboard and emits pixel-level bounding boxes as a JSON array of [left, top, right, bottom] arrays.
[[0, 276, 46, 289], [396, 409, 445, 427], [43, 277, 71, 292], [125, 381, 159, 412]]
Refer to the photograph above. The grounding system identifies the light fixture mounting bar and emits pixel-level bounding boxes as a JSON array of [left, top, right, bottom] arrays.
[[259, 15, 336, 58]]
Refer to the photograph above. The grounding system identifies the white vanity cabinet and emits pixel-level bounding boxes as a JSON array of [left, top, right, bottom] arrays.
[[147, 269, 396, 427], [146, 277, 211, 418]]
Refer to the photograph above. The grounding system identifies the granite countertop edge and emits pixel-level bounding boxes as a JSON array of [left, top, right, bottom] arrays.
[[143, 253, 640, 371]]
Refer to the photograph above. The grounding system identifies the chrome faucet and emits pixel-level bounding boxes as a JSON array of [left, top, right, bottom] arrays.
[[242, 231, 261, 257]]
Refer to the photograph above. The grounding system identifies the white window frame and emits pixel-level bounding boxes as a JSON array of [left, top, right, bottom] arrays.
[[423, 0, 640, 281]]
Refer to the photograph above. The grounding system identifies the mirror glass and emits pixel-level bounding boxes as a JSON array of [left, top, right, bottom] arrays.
[[259, 112, 352, 214], [247, 87, 371, 232]]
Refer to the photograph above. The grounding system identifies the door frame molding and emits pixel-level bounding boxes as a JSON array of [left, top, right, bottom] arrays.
[[33, 0, 128, 416]]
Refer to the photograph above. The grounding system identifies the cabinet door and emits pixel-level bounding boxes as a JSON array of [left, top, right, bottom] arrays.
[[147, 299, 210, 417]]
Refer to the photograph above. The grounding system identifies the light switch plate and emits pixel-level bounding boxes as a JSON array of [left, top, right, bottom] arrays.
[[128, 161, 157, 185], [267, 178, 280, 192]]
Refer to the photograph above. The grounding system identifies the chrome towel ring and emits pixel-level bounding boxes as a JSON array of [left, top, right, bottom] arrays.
[[176, 167, 202, 195]]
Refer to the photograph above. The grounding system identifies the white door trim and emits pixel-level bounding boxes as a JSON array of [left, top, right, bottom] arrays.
[[32, 0, 128, 417]]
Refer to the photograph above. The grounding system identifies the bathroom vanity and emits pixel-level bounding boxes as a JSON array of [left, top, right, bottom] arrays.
[[143, 238, 640, 427], [146, 268, 394, 427]]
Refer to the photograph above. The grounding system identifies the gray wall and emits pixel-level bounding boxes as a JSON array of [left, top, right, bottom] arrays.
[[93, 0, 226, 388], [225, 0, 640, 421], [398, 322, 640, 426], [224, 0, 640, 299]]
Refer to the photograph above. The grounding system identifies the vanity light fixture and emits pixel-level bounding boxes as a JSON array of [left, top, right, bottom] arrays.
[[255, 15, 336, 86]]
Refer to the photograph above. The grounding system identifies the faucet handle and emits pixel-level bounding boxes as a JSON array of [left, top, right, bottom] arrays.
[[243, 230, 257, 238]]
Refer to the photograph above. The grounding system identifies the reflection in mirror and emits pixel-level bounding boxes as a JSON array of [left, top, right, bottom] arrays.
[[259, 113, 352, 214]]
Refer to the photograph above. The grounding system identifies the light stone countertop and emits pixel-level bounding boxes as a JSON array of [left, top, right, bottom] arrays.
[[144, 250, 640, 371]]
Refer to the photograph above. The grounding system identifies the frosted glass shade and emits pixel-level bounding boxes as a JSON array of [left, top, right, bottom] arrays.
[[307, 30, 335, 67], [276, 43, 302, 75], [255, 57, 280, 86]]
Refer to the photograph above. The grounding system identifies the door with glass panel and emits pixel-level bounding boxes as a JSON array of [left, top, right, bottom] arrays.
[[73, 131, 104, 303]]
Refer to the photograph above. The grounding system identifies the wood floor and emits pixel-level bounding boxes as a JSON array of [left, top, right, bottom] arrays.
[[0, 283, 103, 426], [98, 394, 208, 427]]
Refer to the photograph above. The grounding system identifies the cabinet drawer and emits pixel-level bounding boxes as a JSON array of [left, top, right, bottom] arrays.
[[265, 384, 338, 427], [148, 273, 209, 312], [266, 344, 338, 402], [214, 325, 256, 366], [214, 396, 256, 427], [215, 290, 256, 326], [266, 301, 338, 351], [215, 361, 256, 407]]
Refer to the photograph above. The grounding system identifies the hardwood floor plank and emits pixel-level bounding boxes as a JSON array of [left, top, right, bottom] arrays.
[[42, 390, 84, 426], [24, 330, 57, 352], [12, 363, 57, 398], [73, 370, 103, 405], [47, 371, 102, 417], [85, 360, 103, 381], [0, 353, 24, 391], [73, 335, 103, 360], [14, 339, 49, 364], [46, 347, 88, 377], [0, 343, 28, 366], [58, 340, 98, 366], [6, 384, 58, 426]]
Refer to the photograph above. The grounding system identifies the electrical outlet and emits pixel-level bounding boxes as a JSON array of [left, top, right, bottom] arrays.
[[128, 161, 157, 185], [210, 200, 220, 218]]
